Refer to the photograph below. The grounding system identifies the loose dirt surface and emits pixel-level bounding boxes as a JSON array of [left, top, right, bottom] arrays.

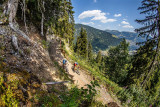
[[66, 61, 118, 105], [48, 38, 121, 106]]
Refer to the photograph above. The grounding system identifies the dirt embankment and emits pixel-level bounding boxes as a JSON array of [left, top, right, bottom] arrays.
[[0, 25, 67, 106]]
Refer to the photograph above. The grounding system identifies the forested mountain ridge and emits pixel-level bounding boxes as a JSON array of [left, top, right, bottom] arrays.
[[105, 29, 145, 50], [74, 24, 123, 51]]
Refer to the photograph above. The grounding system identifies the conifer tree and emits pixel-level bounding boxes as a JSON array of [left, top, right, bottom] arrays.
[[7, 0, 75, 42], [105, 39, 129, 84], [88, 42, 93, 61], [75, 28, 88, 58], [75, 36, 81, 55], [129, 0, 160, 89], [96, 51, 102, 64]]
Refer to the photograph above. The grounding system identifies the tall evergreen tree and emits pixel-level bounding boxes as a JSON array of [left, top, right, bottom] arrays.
[[11, 0, 75, 42], [88, 42, 93, 61], [75, 28, 88, 58], [75, 36, 81, 55], [129, 0, 160, 89], [105, 39, 129, 84], [96, 51, 102, 64]]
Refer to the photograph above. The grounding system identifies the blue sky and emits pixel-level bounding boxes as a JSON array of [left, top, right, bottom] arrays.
[[72, 0, 144, 32]]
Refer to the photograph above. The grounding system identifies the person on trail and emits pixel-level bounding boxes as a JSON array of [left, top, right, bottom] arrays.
[[63, 58, 69, 73], [73, 62, 79, 71], [63, 59, 67, 69]]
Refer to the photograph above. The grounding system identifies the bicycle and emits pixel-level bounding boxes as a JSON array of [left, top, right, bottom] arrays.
[[64, 63, 69, 74], [72, 65, 80, 75], [75, 66, 80, 75], [75, 68, 80, 75]]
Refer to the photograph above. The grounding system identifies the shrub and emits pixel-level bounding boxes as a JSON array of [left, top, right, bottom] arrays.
[[39, 93, 61, 107], [60, 81, 100, 107], [0, 74, 19, 107]]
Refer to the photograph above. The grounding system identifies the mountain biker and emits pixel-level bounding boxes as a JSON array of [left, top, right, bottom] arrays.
[[63, 58, 69, 73], [74, 62, 79, 71], [63, 58, 67, 69]]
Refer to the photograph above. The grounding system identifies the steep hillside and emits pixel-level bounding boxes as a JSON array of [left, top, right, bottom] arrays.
[[74, 24, 123, 51], [0, 24, 71, 106], [105, 29, 145, 50]]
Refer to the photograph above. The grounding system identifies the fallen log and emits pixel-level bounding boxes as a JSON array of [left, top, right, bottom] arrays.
[[43, 81, 69, 85]]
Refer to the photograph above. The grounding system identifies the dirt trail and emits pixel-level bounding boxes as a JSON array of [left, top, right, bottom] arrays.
[[48, 38, 120, 106], [66, 61, 114, 104]]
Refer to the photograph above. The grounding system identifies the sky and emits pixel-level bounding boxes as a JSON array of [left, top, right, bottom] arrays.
[[71, 0, 144, 32]]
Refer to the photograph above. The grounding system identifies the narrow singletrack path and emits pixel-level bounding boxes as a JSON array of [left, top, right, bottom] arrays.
[[48, 39, 120, 106], [66, 61, 114, 104]]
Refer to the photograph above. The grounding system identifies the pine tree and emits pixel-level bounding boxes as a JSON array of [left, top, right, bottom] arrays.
[[11, 0, 75, 42], [105, 39, 129, 84], [130, 0, 160, 89], [88, 42, 93, 61], [96, 51, 102, 64], [75, 36, 81, 55], [75, 27, 88, 58]]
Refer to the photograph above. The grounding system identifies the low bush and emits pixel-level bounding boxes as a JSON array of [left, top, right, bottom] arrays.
[[60, 81, 100, 107]]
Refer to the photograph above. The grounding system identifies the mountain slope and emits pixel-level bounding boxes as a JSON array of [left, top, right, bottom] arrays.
[[74, 24, 123, 51], [105, 29, 145, 50]]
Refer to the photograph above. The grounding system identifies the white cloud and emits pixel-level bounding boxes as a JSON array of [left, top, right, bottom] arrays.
[[118, 24, 121, 26], [78, 10, 106, 21], [94, 0, 97, 3], [121, 21, 129, 25], [81, 22, 94, 25], [103, 19, 117, 23], [122, 25, 134, 28], [121, 21, 134, 29], [78, 10, 116, 23], [98, 25, 102, 27], [123, 19, 127, 21], [114, 14, 122, 17]]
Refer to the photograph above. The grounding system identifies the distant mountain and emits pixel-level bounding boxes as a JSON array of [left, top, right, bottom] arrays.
[[74, 24, 123, 52], [105, 29, 145, 50]]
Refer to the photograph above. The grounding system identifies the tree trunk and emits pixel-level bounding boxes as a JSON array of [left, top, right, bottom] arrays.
[[23, 0, 28, 35], [7, 0, 30, 41], [41, 12, 44, 36], [40, 1, 45, 37], [7, 0, 19, 23]]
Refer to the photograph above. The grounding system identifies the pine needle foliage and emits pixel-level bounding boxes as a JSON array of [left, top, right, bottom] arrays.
[[75, 27, 88, 58], [131, 0, 160, 89]]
